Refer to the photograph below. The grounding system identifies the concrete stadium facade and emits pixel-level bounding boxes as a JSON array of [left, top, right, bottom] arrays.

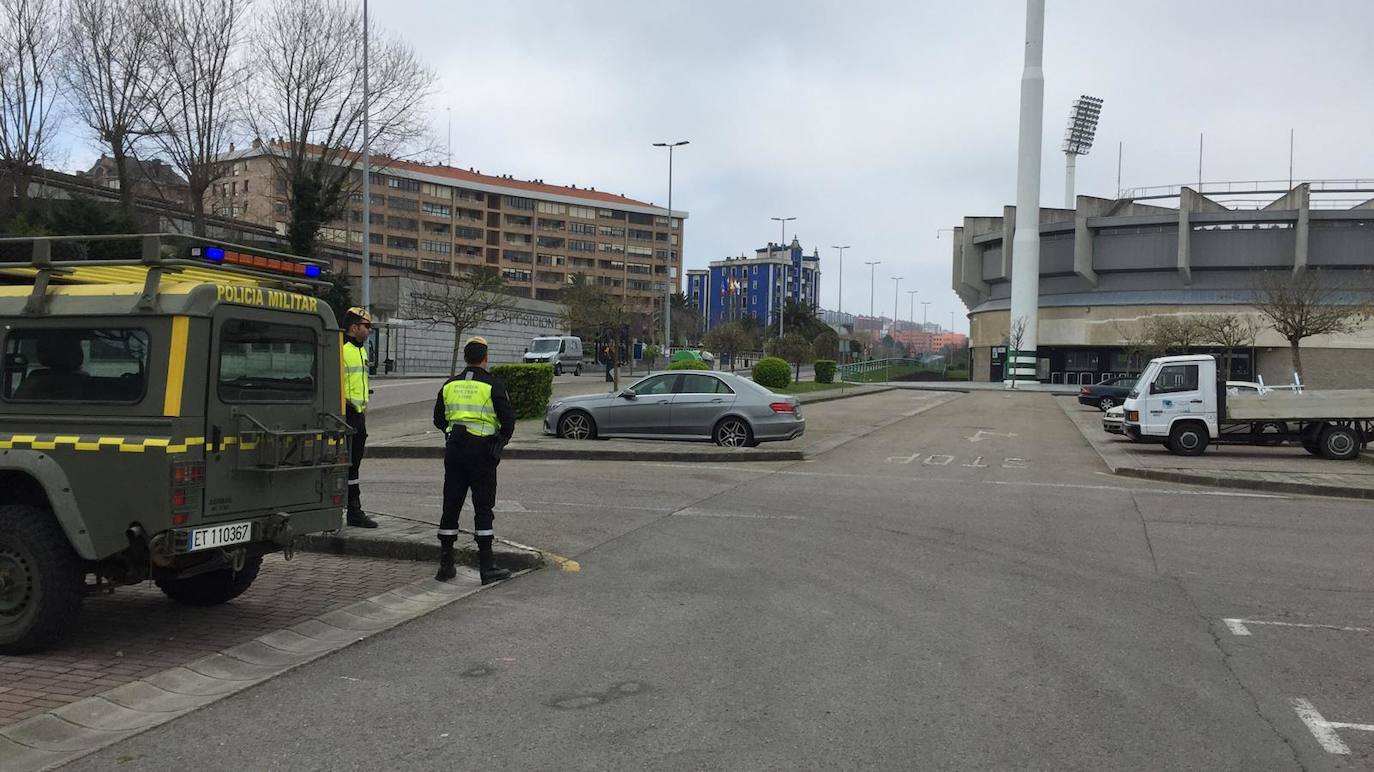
[[952, 182, 1374, 389]]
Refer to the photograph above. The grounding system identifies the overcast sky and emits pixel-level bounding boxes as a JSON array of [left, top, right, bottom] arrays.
[[59, 1, 1374, 332]]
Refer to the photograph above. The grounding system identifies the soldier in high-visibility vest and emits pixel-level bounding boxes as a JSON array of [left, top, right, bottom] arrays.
[[432, 336, 516, 584], [342, 307, 378, 528]]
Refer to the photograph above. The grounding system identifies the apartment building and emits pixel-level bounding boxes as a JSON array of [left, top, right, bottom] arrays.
[[208, 142, 686, 309], [686, 239, 821, 329]]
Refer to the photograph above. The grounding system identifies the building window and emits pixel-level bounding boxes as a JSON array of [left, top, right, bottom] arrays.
[[387, 236, 418, 250], [568, 222, 595, 236], [422, 201, 451, 217], [390, 256, 417, 268], [597, 242, 625, 253], [536, 236, 564, 249], [387, 216, 418, 230], [536, 201, 566, 215], [568, 239, 595, 252], [503, 249, 533, 263], [457, 226, 482, 240], [627, 246, 652, 258], [389, 197, 418, 211], [387, 177, 420, 192], [502, 268, 531, 282], [505, 233, 533, 246], [503, 195, 534, 210], [598, 225, 625, 238], [422, 239, 452, 254], [629, 228, 653, 241], [505, 214, 532, 227], [568, 205, 596, 220], [456, 189, 484, 202], [422, 260, 449, 273], [421, 182, 452, 199], [538, 218, 565, 231], [536, 253, 566, 266], [424, 221, 451, 235], [628, 212, 654, 226]]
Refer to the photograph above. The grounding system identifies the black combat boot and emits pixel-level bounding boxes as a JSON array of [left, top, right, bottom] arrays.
[[435, 536, 457, 581], [347, 510, 378, 528], [477, 537, 511, 585]]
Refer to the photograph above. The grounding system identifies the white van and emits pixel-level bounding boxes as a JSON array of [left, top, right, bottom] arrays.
[[523, 335, 583, 375]]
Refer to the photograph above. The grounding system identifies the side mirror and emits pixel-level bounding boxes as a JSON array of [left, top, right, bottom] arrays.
[[618, 389, 637, 400]]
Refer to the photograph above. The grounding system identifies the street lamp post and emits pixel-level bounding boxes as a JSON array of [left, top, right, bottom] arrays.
[[864, 261, 880, 319], [652, 140, 689, 352], [921, 301, 931, 327], [906, 289, 918, 329], [890, 277, 902, 339], [771, 216, 795, 338], [360, 0, 371, 312], [831, 245, 849, 323]]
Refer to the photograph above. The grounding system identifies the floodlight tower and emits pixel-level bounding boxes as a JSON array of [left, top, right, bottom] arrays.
[[1062, 95, 1103, 208]]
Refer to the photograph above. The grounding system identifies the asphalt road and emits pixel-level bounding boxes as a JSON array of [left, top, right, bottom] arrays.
[[72, 391, 1374, 770]]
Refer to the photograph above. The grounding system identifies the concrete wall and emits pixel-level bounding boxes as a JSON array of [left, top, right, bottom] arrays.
[[1255, 346, 1374, 390], [369, 275, 565, 373]]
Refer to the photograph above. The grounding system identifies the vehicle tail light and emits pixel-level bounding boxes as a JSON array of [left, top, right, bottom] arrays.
[[172, 512, 189, 525], [172, 489, 187, 507], [1080, 387, 1090, 395], [331, 494, 344, 506], [769, 402, 796, 414], [172, 461, 205, 485]]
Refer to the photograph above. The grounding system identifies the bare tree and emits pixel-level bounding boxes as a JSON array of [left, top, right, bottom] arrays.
[[1252, 269, 1372, 380], [1194, 313, 1259, 380], [703, 321, 758, 373], [1113, 320, 1163, 375], [63, 0, 158, 217], [245, 0, 434, 257], [561, 274, 634, 390], [404, 267, 512, 376], [1005, 316, 1027, 388], [0, 0, 63, 214], [142, 0, 248, 235]]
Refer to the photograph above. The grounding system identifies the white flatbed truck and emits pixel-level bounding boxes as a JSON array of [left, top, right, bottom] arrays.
[[1122, 354, 1374, 460]]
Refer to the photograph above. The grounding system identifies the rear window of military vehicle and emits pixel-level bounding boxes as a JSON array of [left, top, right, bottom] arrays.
[[2, 328, 150, 403], [218, 320, 316, 402]]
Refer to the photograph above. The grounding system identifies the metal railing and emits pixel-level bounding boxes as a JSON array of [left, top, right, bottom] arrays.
[[1121, 178, 1374, 201]]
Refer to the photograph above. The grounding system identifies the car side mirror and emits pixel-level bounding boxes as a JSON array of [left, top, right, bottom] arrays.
[[618, 389, 637, 400]]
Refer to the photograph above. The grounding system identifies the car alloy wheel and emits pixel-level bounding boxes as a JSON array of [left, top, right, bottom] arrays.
[[1099, 396, 1115, 411], [559, 412, 594, 440], [715, 418, 751, 448]]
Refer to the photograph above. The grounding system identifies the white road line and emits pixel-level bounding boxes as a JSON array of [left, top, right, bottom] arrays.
[[1292, 697, 1374, 754], [1222, 618, 1372, 636], [674, 510, 805, 521]]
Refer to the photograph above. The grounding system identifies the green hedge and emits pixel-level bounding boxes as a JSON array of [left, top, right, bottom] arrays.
[[752, 356, 791, 389], [814, 359, 836, 384], [490, 363, 554, 419], [668, 359, 710, 370]]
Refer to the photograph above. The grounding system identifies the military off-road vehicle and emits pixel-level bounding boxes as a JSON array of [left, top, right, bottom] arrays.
[[0, 234, 351, 653]]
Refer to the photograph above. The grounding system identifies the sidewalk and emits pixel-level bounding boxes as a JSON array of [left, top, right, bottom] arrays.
[[1057, 396, 1374, 499], [366, 384, 897, 463]]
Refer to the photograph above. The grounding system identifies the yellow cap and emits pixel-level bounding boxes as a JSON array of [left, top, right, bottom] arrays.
[[345, 306, 374, 325], [465, 336, 488, 347]]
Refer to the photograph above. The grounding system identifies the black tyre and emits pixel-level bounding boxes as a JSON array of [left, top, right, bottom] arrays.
[[554, 363, 562, 376], [573, 364, 581, 376], [557, 411, 597, 440], [156, 556, 262, 606], [0, 504, 83, 655], [714, 417, 754, 448], [1099, 396, 1116, 411], [1253, 422, 1287, 446], [1167, 422, 1209, 456], [1319, 425, 1361, 461], [1302, 440, 1323, 456]]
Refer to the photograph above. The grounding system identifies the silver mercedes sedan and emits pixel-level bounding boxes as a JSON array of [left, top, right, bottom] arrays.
[[543, 371, 804, 447]]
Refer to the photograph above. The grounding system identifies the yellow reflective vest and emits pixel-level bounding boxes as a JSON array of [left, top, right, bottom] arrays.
[[343, 340, 369, 412], [441, 376, 499, 437]]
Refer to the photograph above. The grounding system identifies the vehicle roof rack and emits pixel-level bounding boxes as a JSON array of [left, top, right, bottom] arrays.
[[0, 233, 331, 314]]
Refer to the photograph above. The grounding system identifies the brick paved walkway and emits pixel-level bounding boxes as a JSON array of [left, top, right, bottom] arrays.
[[0, 553, 432, 728]]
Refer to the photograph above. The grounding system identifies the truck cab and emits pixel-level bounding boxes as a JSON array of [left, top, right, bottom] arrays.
[[0, 234, 349, 653], [1122, 354, 1217, 453]]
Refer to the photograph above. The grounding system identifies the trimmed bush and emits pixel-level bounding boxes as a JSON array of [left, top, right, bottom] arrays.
[[668, 359, 710, 371], [814, 359, 837, 384], [752, 356, 791, 389], [490, 363, 554, 419]]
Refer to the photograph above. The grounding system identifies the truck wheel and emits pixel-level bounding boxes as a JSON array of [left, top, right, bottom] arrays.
[[156, 556, 262, 606], [1302, 440, 1323, 456], [1319, 426, 1361, 461], [0, 504, 83, 655], [1168, 422, 1209, 456], [554, 363, 562, 376]]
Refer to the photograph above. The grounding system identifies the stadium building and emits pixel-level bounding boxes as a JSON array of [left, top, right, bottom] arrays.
[[951, 182, 1374, 389]]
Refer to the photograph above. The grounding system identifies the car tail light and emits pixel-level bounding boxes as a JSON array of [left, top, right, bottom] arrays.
[[769, 402, 796, 414], [331, 494, 344, 506], [172, 489, 187, 507], [1080, 387, 1090, 395], [172, 512, 189, 525]]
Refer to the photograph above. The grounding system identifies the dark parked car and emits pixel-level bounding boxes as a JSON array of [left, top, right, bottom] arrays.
[[1078, 376, 1137, 411]]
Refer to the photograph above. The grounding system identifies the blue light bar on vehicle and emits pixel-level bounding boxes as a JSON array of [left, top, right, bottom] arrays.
[[304, 264, 321, 278], [204, 246, 225, 262], [191, 243, 325, 279]]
